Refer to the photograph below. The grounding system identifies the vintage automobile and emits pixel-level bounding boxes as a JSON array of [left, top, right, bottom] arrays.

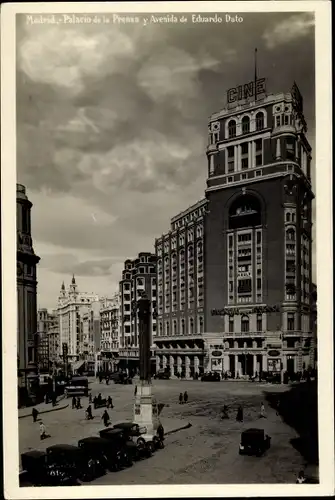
[[21, 450, 49, 486], [114, 373, 133, 385], [78, 437, 124, 474], [112, 422, 159, 456], [154, 370, 170, 380], [201, 372, 221, 382], [99, 428, 138, 465], [46, 444, 100, 483], [93, 397, 107, 409], [239, 428, 271, 456]]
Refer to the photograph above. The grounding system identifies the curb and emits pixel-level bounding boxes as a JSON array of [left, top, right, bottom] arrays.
[[19, 403, 69, 419], [165, 422, 192, 436]]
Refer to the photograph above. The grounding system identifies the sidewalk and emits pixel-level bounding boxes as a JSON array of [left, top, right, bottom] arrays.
[[19, 398, 69, 419]]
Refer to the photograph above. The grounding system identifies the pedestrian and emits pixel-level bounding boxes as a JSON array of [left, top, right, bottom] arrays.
[[134, 385, 137, 396], [296, 470, 306, 484], [72, 396, 76, 409], [89, 393, 92, 404], [86, 405, 93, 420], [39, 421, 46, 440], [260, 402, 266, 418], [106, 377, 109, 386], [107, 396, 113, 409], [32, 407, 38, 423], [179, 393, 183, 404], [102, 409, 110, 427], [236, 405, 243, 422], [76, 397, 82, 409], [276, 398, 281, 416], [222, 405, 229, 419], [183, 391, 188, 404], [52, 393, 56, 407], [97, 393, 102, 403]]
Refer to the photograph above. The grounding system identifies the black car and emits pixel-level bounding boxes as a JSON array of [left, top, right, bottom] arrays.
[[46, 444, 98, 483], [114, 373, 133, 384], [154, 370, 170, 380], [112, 422, 156, 456], [201, 372, 221, 382], [21, 450, 49, 486], [78, 437, 124, 474], [99, 428, 138, 465], [239, 428, 271, 456]]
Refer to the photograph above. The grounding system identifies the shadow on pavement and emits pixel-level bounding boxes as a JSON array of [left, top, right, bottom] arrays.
[[264, 381, 318, 467]]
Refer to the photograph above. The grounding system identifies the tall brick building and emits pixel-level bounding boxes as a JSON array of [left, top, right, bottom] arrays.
[[17, 184, 41, 401], [154, 80, 315, 378]]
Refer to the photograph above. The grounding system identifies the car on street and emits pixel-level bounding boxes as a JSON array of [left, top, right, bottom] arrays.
[[201, 372, 221, 382], [239, 428, 271, 456], [46, 443, 100, 483], [112, 422, 156, 456], [154, 370, 170, 380], [99, 427, 138, 465], [78, 436, 125, 473]]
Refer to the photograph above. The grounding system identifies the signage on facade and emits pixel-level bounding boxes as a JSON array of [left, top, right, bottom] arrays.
[[211, 350, 223, 357], [268, 350, 280, 357], [211, 305, 280, 316], [227, 78, 266, 104], [291, 81, 303, 114]]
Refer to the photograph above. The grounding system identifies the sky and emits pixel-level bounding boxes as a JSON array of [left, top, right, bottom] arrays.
[[16, 11, 315, 310]]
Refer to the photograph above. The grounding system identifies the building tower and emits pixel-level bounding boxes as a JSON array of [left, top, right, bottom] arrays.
[[205, 79, 314, 377], [17, 183, 40, 401]]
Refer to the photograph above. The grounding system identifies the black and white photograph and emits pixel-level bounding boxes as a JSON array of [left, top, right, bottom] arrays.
[[1, 1, 333, 498]]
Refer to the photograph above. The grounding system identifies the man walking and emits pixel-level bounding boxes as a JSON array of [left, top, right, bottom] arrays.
[[102, 409, 110, 427], [183, 391, 189, 404], [39, 421, 46, 440], [32, 407, 38, 423], [179, 393, 183, 404], [236, 405, 243, 422], [72, 396, 76, 409]]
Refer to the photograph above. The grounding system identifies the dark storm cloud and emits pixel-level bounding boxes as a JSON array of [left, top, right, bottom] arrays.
[[16, 11, 315, 307]]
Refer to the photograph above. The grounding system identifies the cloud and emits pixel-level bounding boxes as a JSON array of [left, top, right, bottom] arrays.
[[16, 13, 316, 308], [263, 13, 314, 49]]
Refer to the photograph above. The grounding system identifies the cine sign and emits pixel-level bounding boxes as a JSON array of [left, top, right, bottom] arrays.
[[227, 78, 266, 104]]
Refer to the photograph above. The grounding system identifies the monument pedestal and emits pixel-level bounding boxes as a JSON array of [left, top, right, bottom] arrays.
[[133, 382, 160, 435]]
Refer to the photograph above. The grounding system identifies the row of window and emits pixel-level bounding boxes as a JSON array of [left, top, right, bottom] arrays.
[[158, 316, 204, 336], [170, 207, 207, 232], [158, 231, 204, 255], [227, 112, 265, 139]]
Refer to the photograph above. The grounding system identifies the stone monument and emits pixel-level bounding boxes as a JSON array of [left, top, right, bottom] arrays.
[[133, 293, 160, 434]]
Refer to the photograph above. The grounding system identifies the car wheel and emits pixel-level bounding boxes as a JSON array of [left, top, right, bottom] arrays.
[[137, 437, 146, 451], [146, 442, 154, 457]]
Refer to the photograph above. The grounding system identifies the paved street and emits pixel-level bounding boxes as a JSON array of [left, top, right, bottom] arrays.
[[19, 379, 310, 484]]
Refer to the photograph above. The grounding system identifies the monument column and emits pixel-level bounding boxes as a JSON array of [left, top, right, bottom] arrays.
[[133, 294, 160, 435]]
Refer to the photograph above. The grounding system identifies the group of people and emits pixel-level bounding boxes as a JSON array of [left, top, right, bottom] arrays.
[[178, 391, 189, 404], [71, 396, 83, 409]]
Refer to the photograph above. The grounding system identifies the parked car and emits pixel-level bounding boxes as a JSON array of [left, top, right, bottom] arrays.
[[21, 450, 49, 486], [239, 428, 271, 456], [114, 373, 133, 384], [154, 370, 170, 380], [99, 428, 138, 465], [93, 397, 107, 409], [112, 422, 156, 456], [46, 444, 98, 483], [201, 372, 221, 382], [78, 437, 123, 474]]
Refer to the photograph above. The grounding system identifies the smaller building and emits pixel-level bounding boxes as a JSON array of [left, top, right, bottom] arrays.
[[37, 309, 59, 372], [99, 294, 121, 372], [118, 252, 157, 372]]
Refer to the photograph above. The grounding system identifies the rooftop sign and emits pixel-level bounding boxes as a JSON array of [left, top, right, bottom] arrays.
[[227, 78, 266, 105]]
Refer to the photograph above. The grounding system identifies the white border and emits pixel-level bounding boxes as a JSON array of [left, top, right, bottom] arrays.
[[1, 1, 333, 498]]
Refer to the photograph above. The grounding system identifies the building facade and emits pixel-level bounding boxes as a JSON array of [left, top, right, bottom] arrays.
[[154, 80, 315, 378], [37, 308, 58, 371], [17, 184, 41, 397], [118, 253, 157, 371], [57, 276, 100, 363], [99, 294, 121, 372]]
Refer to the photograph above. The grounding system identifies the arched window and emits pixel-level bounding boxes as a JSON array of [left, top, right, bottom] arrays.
[[199, 316, 204, 333], [286, 228, 295, 241], [181, 318, 185, 335], [228, 120, 236, 138], [242, 116, 250, 134], [241, 315, 249, 333], [189, 317, 194, 334], [229, 194, 262, 230], [256, 112, 264, 131], [188, 245, 194, 258], [173, 319, 177, 335], [166, 321, 170, 336]]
